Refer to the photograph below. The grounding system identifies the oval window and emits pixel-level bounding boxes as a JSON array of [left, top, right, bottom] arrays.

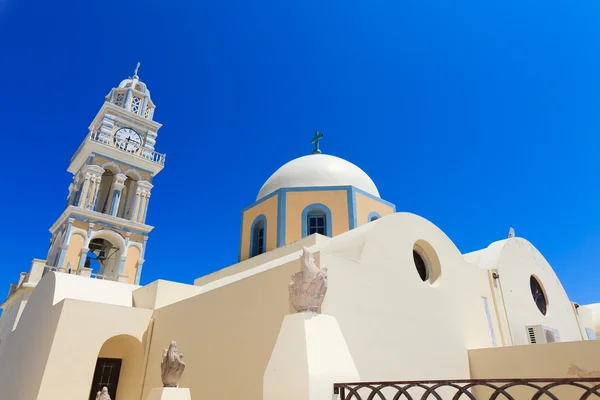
[[530, 276, 547, 316], [413, 250, 429, 282]]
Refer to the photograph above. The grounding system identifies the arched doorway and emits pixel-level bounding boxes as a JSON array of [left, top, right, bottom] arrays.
[[88, 335, 144, 400]]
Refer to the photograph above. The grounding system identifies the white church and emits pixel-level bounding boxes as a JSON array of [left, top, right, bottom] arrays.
[[0, 68, 599, 400]]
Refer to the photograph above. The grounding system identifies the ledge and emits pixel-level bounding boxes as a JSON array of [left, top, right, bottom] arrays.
[[49, 206, 154, 236]]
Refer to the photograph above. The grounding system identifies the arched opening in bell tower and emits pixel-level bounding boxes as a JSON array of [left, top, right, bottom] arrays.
[[96, 167, 118, 215], [117, 173, 138, 219], [85, 237, 122, 279]]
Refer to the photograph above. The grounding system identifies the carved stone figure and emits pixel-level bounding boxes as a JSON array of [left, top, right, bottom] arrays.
[[161, 341, 186, 387], [289, 247, 328, 312], [95, 387, 111, 400]]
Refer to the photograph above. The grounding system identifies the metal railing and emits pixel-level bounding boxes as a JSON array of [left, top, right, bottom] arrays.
[[334, 378, 600, 400]]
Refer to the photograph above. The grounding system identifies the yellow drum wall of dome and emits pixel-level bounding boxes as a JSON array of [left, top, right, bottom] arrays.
[[355, 191, 395, 226], [285, 189, 349, 243], [240, 194, 279, 261]]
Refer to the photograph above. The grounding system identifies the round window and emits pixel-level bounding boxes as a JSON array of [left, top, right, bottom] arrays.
[[530, 275, 547, 316], [413, 250, 429, 282]]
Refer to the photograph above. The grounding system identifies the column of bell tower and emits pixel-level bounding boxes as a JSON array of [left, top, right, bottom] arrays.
[[44, 64, 165, 285]]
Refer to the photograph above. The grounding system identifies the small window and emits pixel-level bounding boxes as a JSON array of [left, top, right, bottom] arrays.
[[368, 212, 381, 222], [413, 250, 429, 281], [251, 219, 266, 257], [482, 297, 497, 347], [307, 212, 326, 236], [586, 328, 597, 340], [530, 276, 547, 316]]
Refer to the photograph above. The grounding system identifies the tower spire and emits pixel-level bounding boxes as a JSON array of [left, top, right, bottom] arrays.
[[133, 62, 140, 79]]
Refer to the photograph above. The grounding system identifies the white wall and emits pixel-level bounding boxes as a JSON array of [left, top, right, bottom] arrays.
[[582, 303, 600, 339], [0, 272, 151, 400], [0, 272, 64, 400], [319, 212, 498, 381], [574, 305, 595, 340], [49, 270, 139, 307], [468, 238, 582, 345], [38, 299, 152, 400], [0, 290, 32, 359]]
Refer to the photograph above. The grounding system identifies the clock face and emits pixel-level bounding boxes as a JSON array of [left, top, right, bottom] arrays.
[[114, 128, 142, 153]]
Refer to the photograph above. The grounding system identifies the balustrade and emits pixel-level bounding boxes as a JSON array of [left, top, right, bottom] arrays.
[[78, 132, 166, 166], [43, 266, 122, 282], [334, 378, 600, 400]]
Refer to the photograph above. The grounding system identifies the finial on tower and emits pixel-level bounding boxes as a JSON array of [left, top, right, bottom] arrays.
[[508, 227, 515, 238], [311, 130, 324, 154], [133, 62, 140, 79]]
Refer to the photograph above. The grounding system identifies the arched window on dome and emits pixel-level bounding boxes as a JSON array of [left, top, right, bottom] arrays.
[[250, 215, 267, 258], [368, 212, 382, 222], [302, 204, 332, 238]]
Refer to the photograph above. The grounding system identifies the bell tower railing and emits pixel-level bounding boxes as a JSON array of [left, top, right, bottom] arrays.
[[71, 131, 166, 165]]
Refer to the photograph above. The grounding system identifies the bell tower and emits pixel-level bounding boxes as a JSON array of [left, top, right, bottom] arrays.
[[45, 64, 165, 284]]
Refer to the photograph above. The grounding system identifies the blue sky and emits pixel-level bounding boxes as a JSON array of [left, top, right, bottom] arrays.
[[0, 0, 599, 305]]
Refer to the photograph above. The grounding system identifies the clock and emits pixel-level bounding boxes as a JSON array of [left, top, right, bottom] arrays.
[[114, 127, 142, 152]]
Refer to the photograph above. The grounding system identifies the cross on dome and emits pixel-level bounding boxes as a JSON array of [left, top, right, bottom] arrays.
[[311, 130, 324, 154]]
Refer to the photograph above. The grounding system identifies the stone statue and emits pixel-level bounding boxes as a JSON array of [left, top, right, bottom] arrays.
[[289, 247, 328, 312], [161, 341, 186, 387], [95, 387, 111, 400], [508, 227, 515, 238]]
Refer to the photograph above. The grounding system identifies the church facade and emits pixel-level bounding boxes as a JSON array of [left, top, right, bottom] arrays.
[[0, 70, 599, 400]]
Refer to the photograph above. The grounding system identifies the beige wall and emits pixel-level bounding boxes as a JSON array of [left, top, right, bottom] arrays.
[[0, 273, 67, 400], [133, 280, 202, 310], [73, 220, 88, 230], [469, 341, 600, 398], [63, 232, 85, 270], [285, 190, 348, 243], [354, 192, 394, 226], [143, 258, 300, 400], [240, 194, 279, 261], [124, 246, 141, 284]]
